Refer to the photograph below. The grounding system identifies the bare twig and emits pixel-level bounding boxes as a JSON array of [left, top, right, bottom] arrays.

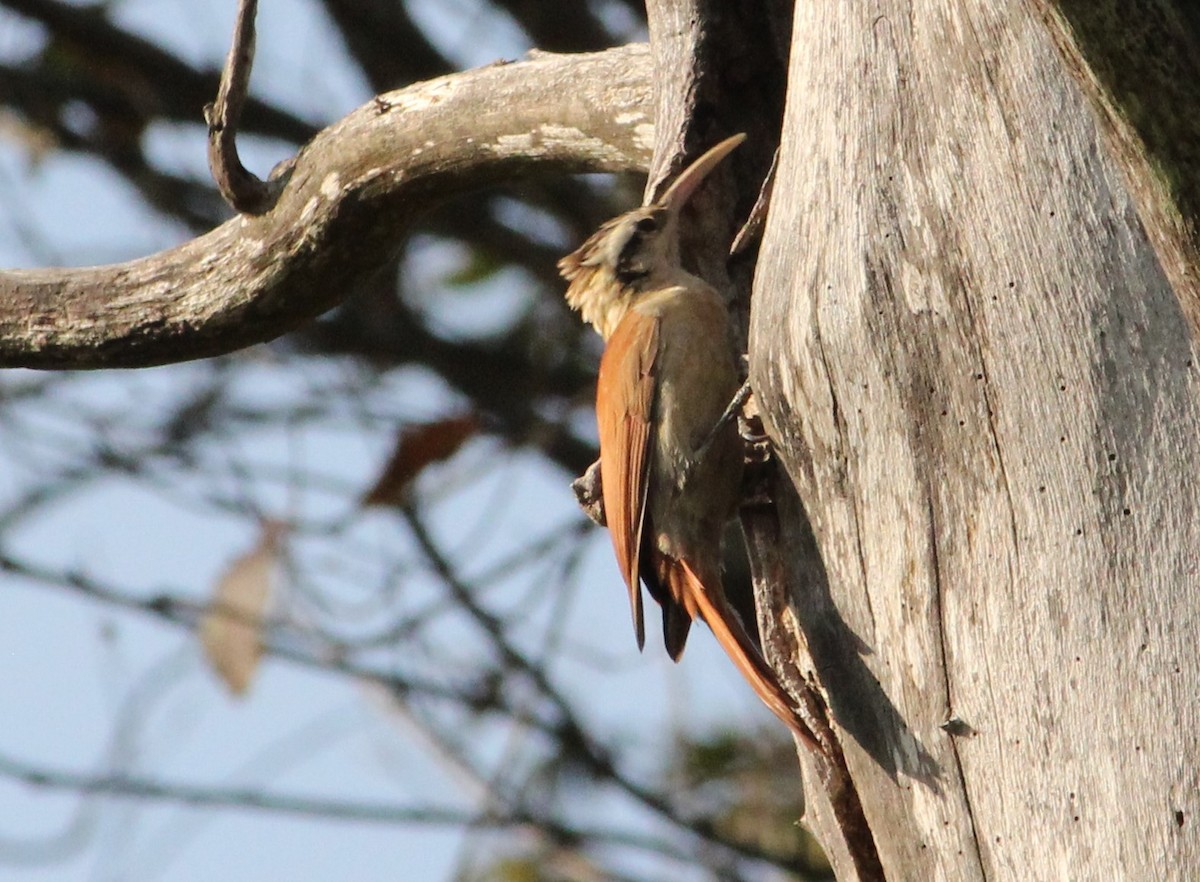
[[0, 749, 678, 856], [0, 545, 810, 873], [205, 0, 272, 213], [730, 146, 780, 256], [396, 505, 813, 871]]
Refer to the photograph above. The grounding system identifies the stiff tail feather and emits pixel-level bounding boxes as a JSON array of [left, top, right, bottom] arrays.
[[669, 559, 821, 752]]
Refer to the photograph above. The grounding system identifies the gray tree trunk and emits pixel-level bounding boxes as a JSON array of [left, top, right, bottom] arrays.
[[751, 3, 1200, 880]]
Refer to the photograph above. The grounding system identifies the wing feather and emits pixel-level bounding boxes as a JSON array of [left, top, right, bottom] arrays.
[[596, 310, 660, 650]]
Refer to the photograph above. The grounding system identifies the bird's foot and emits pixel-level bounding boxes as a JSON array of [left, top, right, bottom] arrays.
[[681, 380, 767, 491], [693, 380, 753, 458]]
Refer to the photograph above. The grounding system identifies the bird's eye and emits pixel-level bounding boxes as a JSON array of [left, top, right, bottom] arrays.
[[635, 216, 658, 233]]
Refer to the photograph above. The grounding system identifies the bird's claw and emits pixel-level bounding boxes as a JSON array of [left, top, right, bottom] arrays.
[[738, 403, 771, 464], [740, 425, 769, 444], [682, 380, 774, 488]]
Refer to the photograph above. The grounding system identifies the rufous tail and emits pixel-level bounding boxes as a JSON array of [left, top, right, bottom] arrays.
[[670, 559, 823, 753]]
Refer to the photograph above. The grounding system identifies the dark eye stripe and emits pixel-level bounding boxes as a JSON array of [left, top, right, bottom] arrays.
[[615, 264, 649, 286]]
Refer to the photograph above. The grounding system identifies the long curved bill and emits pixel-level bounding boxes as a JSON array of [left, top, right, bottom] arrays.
[[659, 133, 747, 213]]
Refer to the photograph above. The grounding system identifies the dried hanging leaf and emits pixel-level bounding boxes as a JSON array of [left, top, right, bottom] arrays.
[[361, 414, 480, 507], [199, 520, 285, 696]]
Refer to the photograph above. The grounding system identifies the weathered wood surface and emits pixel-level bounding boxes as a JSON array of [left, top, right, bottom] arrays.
[[752, 3, 1200, 879], [642, 0, 789, 326]]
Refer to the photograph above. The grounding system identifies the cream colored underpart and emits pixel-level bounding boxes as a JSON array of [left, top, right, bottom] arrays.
[[566, 259, 717, 340], [589, 291, 637, 339], [563, 265, 635, 339]]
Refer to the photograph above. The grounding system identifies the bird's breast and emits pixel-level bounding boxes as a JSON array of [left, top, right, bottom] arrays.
[[640, 286, 740, 486]]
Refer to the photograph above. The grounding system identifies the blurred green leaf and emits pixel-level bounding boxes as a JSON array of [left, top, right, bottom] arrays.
[[445, 250, 506, 288]]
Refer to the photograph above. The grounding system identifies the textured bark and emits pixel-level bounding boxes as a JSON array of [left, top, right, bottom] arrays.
[[0, 46, 652, 368], [643, 0, 788, 305], [1042, 0, 1200, 304], [751, 3, 1200, 880]]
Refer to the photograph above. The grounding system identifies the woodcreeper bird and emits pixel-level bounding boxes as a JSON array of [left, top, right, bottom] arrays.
[[558, 135, 817, 747]]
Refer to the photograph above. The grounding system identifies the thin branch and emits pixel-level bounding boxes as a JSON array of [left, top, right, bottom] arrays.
[[0, 751, 713, 868], [0, 0, 315, 143], [205, 0, 271, 214], [0, 45, 653, 369], [0, 751, 674, 853], [489, 0, 620, 52], [317, 0, 453, 89], [0, 549, 502, 714], [397, 505, 811, 873], [0, 539, 805, 871]]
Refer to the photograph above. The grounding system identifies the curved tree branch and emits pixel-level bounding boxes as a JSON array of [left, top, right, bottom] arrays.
[[0, 46, 654, 369]]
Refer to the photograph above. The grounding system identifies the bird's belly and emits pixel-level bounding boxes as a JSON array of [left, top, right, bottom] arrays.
[[651, 296, 739, 461], [648, 299, 743, 556]]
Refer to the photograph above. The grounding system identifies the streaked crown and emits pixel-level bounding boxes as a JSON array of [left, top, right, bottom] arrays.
[[558, 134, 746, 340], [557, 206, 671, 339]]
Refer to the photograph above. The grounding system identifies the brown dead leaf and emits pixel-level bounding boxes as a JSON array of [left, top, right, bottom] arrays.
[[0, 109, 59, 166], [199, 520, 285, 696], [361, 414, 480, 507]]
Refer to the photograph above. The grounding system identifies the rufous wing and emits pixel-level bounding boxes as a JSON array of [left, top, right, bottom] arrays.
[[595, 309, 660, 650]]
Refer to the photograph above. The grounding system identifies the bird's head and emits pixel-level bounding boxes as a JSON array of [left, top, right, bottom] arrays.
[[558, 134, 745, 339]]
